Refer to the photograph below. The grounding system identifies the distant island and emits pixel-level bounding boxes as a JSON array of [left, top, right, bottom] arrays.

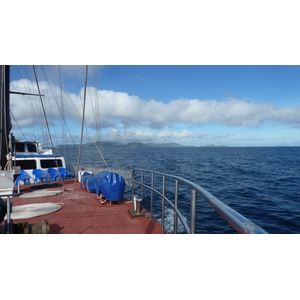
[[57, 141, 186, 148], [57, 141, 230, 148], [202, 144, 229, 147]]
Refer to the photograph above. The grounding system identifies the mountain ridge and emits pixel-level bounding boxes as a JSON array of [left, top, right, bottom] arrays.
[[57, 141, 189, 148]]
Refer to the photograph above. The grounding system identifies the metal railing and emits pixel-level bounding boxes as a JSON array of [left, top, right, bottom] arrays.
[[132, 169, 267, 234]]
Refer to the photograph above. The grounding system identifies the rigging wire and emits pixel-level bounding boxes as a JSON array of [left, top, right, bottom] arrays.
[[13, 66, 44, 141], [10, 110, 27, 140], [85, 67, 111, 171], [58, 66, 66, 144], [76, 65, 88, 171], [64, 66, 89, 200], [10, 66, 112, 202], [58, 66, 70, 163], [16, 65, 111, 177], [29, 67, 48, 143], [32, 66, 75, 201], [49, 65, 111, 170], [32, 66, 58, 162], [11, 66, 43, 141], [41, 66, 78, 148]]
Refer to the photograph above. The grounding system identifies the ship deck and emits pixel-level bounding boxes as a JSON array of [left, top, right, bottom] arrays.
[[1, 180, 162, 234]]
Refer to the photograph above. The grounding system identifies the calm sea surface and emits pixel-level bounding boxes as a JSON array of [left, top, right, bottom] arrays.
[[64, 146, 300, 234]]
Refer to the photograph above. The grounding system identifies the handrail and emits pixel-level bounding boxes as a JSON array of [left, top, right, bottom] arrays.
[[135, 181, 191, 233], [132, 168, 267, 234]]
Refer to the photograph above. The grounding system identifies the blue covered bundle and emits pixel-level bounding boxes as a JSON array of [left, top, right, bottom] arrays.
[[81, 172, 93, 189], [86, 177, 96, 193], [81, 171, 125, 201], [95, 171, 125, 201]]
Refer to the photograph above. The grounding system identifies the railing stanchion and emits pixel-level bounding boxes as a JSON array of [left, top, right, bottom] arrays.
[[161, 175, 165, 234], [140, 171, 144, 199], [5, 196, 12, 234], [190, 189, 197, 234], [174, 179, 179, 234], [150, 172, 154, 220], [131, 169, 135, 200]]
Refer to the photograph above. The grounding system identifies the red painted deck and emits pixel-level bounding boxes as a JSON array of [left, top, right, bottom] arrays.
[[1, 181, 163, 234]]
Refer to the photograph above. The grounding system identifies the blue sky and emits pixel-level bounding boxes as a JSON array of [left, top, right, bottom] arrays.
[[9, 65, 300, 147], [96, 65, 300, 107]]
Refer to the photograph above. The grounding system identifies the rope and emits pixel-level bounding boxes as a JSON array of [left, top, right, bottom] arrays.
[[33, 66, 54, 151], [16, 66, 112, 202], [4, 202, 63, 220], [76, 65, 88, 174], [64, 66, 89, 201], [41, 66, 78, 147], [10, 110, 27, 140], [47, 65, 111, 171], [32, 66, 72, 203]]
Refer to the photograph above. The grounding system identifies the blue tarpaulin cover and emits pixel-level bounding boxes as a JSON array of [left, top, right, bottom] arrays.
[[81, 172, 93, 188], [94, 171, 125, 201], [86, 177, 96, 193]]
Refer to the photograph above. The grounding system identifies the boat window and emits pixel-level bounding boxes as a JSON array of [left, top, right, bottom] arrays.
[[41, 159, 63, 168], [27, 143, 37, 152], [15, 143, 25, 152], [14, 160, 37, 170]]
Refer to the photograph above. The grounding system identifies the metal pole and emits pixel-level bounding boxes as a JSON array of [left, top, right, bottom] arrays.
[[0, 66, 11, 171], [150, 172, 154, 220], [161, 175, 165, 234], [190, 189, 197, 234], [174, 180, 179, 234], [140, 171, 144, 199], [6, 196, 12, 234], [131, 170, 135, 201]]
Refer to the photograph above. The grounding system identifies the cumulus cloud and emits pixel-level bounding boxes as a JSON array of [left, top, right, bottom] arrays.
[[94, 90, 300, 129], [10, 78, 300, 136], [99, 128, 266, 146], [102, 129, 208, 144]]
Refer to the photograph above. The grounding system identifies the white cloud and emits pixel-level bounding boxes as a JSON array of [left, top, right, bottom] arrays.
[[99, 128, 271, 146], [101, 128, 206, 144], [93, 91, 300, 129], [9, 79, 300, 147], [11, 79, 300, 131]]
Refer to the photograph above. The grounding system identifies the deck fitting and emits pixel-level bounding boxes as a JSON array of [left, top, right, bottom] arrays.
[[129, 209, 145, 218]]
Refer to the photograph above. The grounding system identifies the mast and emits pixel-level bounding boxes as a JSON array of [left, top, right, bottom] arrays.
[[0, 65, 11, 170]]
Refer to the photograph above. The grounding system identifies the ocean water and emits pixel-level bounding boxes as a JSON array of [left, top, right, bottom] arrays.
[[63, 146, 300, 234]]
